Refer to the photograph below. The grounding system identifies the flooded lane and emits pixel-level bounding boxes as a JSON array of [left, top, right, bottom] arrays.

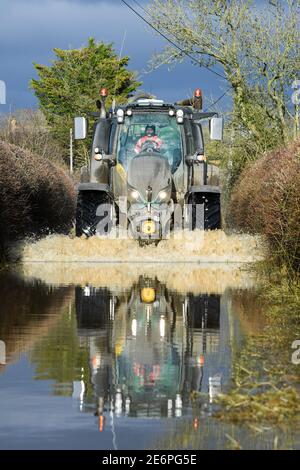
[[0, 262, 253, 449], [0, 233, 298, 449]]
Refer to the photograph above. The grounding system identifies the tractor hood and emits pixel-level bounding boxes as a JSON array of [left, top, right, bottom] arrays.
[[127, 154, 171, 202]]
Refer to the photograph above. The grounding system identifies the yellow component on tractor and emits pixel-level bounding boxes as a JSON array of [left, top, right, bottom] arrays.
[[115, 340, 125, 357], [141, 219, 156, 235], [140, 287, 156, 304]]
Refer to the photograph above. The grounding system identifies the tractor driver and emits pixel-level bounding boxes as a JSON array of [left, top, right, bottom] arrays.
[[134, 125, 163, 154]]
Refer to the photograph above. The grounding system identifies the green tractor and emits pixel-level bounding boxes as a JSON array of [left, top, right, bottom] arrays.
[[74, 89, 223, 242]]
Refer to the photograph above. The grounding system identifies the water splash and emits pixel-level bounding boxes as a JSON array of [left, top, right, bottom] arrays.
[[22, 230, 263, 293], [23, 230, 263, 264]]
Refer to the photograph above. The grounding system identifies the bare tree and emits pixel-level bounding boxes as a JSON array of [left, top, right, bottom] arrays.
[[148, 0, 300, 144], [0, 109, 65, 165]]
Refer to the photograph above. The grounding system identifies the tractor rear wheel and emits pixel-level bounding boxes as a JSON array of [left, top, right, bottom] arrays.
[[187, 193, 221, 230]]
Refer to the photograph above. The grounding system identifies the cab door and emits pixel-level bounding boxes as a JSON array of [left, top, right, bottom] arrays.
[[112, 123, 129, 202]]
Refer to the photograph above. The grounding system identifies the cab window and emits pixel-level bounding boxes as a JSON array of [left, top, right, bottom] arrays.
[[117, 113, 183, 173]]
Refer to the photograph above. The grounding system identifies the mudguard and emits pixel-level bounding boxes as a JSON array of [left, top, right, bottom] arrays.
[[78, 182, 111, 194]]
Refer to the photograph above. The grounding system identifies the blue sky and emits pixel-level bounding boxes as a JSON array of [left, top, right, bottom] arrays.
[[0, 0, 228, 113]]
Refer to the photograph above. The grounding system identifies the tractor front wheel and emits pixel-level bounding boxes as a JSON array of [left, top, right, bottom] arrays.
[[75, 191, 114, 237]]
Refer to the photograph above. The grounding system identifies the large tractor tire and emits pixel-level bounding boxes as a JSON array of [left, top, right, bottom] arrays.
[[187, 192, 221, 230], [76, 191, 114, 237]]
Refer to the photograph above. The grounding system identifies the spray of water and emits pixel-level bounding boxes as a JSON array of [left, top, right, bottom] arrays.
[[22, 230, 263, 293], [23, 230, 263, 264]]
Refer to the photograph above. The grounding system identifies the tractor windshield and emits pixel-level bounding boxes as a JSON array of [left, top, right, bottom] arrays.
[[117, 113, 183, 173]]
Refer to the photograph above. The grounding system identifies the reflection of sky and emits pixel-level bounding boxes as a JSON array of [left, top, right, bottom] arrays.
[[0, 0, 228, 112], [0, 358, 169, 450], [0, 267, 236, 449]]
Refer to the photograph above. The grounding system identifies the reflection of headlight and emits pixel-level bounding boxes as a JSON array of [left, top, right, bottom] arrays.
[[141, 287, 156, 303], [156, 189, 170, 202]]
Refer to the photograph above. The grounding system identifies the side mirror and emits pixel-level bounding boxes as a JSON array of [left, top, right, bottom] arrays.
[[210, 117, 224, 141], [74, 117, 87, 140]]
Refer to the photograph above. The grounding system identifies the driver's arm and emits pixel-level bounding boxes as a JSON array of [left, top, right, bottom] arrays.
[[154, 136, 163, 148], [134, 137, 143, 154], [134, 136, 148, 153]]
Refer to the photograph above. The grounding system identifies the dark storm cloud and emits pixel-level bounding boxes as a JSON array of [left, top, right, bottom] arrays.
[[0, 0, 224, 112]]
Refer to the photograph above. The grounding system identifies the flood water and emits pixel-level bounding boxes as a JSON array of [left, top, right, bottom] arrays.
[[0, 233, 298, 449]]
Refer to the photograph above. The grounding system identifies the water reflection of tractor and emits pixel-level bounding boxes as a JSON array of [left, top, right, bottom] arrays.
[[74, 90, 224, 243], [74, 277, 223, 426]]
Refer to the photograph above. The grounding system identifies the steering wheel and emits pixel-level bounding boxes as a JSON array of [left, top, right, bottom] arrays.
[[140, 140, 160, 154]]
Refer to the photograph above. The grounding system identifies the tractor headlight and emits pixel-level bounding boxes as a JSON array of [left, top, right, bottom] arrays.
[[117, 108, 125, 123], [176, 109, 184, 124], [94, 147, 103, 161], [130, 190, 140, 200], [128, 186, 142, 202], [156, 188, 170, 203], [196, 154, 206, 162]]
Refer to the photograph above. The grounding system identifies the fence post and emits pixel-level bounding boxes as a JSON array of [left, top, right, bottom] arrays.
[[70, 127, 74, 175]]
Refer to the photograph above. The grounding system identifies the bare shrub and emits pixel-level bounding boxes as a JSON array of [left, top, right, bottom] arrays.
[[229, 139, 300, 271], [0, 140, 76, 259], [0, 110, 66, 167]]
